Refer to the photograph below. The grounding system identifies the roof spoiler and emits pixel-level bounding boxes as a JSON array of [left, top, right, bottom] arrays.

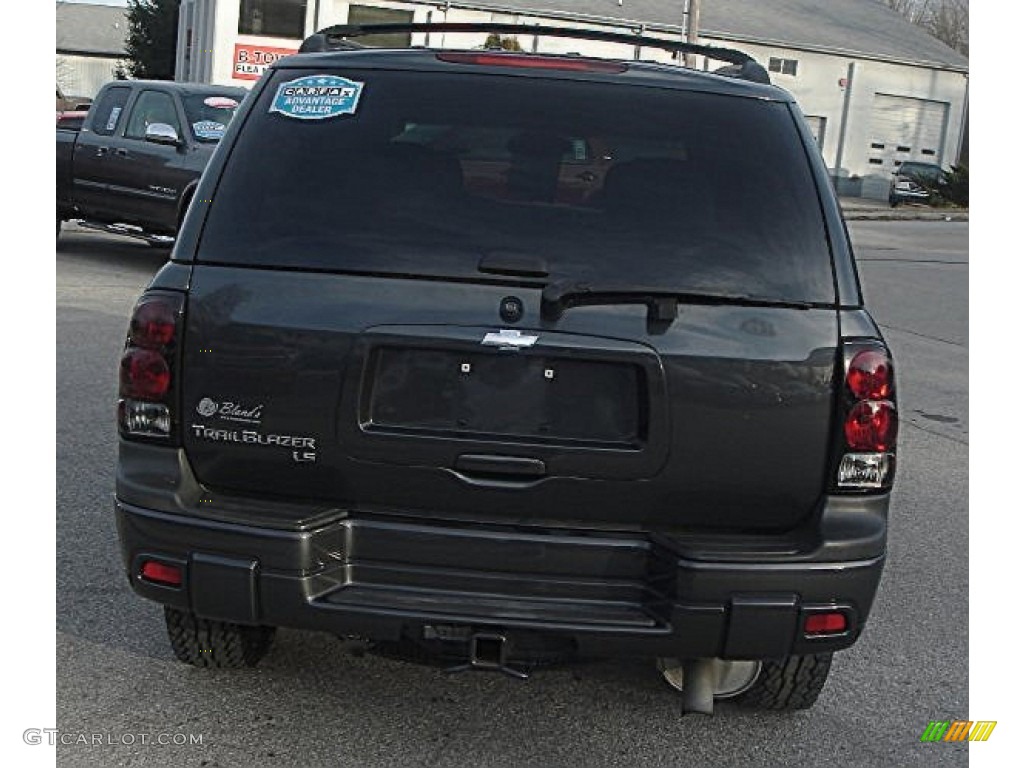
[[298, 22, 771, 84]]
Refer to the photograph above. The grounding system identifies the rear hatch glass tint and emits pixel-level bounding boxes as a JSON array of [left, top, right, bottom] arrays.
[[200, 68, 834, 303]]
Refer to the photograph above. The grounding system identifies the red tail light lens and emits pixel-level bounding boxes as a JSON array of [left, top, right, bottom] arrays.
[[119, 292, 183, 439], [120, 348, 171, 400], [437, 52, 628, 73], [845, 400, 897, 451], [847, 349, 892, 399], [130, 296, 178, 349]]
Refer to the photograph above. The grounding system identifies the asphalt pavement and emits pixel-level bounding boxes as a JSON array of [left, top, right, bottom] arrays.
[[54, 220, 968, 767]]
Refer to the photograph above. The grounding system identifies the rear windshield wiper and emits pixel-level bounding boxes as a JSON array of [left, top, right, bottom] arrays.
[[541, 280, 819, 325]]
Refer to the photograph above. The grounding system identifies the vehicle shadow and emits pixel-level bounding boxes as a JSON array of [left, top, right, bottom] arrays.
[[56, 225, 172, 272]]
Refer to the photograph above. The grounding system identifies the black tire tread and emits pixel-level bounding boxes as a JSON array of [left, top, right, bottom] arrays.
[[164, 606, 275, 668], [732, 653, 833, 711]]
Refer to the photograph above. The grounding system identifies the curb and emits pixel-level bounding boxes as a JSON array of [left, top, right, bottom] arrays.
[[842, 210, 968, 221]]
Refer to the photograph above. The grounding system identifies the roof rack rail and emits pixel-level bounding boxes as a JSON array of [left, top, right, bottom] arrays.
[[298, 22, 771, 84]]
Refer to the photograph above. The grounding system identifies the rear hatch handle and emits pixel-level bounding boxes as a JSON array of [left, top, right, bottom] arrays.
[[453, 454, 547, 485]]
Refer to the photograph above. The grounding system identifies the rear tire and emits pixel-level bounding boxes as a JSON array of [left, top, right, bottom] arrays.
[[731, 653, 833, 711], [164, 606, 275, 668]]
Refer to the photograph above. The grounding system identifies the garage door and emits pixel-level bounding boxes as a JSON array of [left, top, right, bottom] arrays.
[[862, 94, 948, 199]]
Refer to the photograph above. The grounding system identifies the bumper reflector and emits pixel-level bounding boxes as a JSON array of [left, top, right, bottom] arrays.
[[804, 612, 847, 635], [140, 560, 182, 587]]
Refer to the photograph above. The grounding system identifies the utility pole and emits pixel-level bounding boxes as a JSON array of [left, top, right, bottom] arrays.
[[684, 0, 701, 68]]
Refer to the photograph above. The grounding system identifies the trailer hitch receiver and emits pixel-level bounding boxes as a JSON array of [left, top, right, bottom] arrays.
[[445, 632, 529, 679]]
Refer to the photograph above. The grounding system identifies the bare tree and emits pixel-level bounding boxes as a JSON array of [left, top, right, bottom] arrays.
[[925, 0, 968, 56], [882, 0, 932, 24], [879, 0, 968, 57]]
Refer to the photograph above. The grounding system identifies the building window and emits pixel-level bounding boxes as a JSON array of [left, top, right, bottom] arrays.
[[347, 4, 414, 48], [238, 0, 307, 39], [768, 57, 798, 76]]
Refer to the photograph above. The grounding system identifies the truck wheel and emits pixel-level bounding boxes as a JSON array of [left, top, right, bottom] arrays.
[[164, 606, 275, 668], [730, 653, 833, 711]]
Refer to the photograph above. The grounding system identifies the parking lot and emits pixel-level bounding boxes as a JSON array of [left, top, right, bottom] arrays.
[[55, 219, 968, 767]]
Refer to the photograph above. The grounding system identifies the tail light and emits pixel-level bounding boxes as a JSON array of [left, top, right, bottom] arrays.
[[836, 344, 897, 490], [118, 292, 184, 440], [844, 400, 897, 450], [120, 349, 171, 400], [437, 52, 628, 73], [846, 348, 892, 400]]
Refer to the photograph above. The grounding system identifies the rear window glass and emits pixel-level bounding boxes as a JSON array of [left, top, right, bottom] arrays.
[[89, 86, 130, 136], [183, 94, 242, 141], [200, 69, 834, 303], [898, 162, 942, 180]]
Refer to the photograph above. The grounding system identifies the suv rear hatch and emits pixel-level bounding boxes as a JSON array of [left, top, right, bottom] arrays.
[[181, 62, 838, 533]]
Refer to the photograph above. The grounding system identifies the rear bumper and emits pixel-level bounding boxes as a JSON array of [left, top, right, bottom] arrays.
[[115, 491, 887, 660]]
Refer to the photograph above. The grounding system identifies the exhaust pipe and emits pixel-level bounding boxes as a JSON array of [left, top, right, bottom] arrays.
[[680, 659, 715, 716], [658, 658, 762, 715]]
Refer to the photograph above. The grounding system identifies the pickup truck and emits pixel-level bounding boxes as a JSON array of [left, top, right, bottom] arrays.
[[57, 80, 246, 244], [56, 84, 92, 112]]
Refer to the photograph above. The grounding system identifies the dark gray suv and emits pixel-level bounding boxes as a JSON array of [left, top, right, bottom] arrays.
[[115, 24, 897, 716]]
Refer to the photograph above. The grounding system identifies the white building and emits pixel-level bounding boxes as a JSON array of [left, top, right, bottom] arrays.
[[56, 2, 130, 99], [175, 0, 969, 199]]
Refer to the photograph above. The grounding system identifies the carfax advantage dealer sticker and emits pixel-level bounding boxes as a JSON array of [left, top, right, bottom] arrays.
[[269, 75, 364, 120]]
